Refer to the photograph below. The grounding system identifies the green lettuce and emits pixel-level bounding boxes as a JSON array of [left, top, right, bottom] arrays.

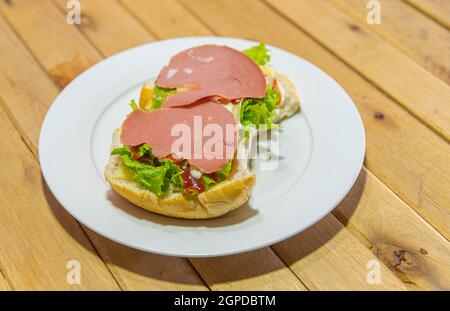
[[129, 99, 138, 110], [243, 43, 271, 66], [240, 86, 279, 132], [216, 161, 232, 181], [202, 175, 217, 191], [150, 85, 176, 110], [111, 146, 183, 196], [201, 161, 232, 191]]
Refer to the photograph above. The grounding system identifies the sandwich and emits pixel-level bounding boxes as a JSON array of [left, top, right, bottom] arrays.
[[105, 43, 300, 219]]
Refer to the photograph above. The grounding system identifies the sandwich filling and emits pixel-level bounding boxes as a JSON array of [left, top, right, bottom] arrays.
[[113, 43, 281, 196]]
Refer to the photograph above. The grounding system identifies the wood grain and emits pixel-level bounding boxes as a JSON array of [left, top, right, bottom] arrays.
[[334, 169, 450, 290], [53, 0, 155, 57], [406, 0, 450, 30], [0, 18, 59, 156], [119, 0, 211, 38], [0, 0, 206, 291], [0, 271, 11, 291], [264, 0, 450, 142], [273, 214, 406, 290], [0, 0, 100, 89], [331, 0, 450, 85], [0, 100, 119, 290], [84, 230, 207, 291], [191, 249, 307, 290], [0, 15, 121, 290], [181, 0, 450, 287]]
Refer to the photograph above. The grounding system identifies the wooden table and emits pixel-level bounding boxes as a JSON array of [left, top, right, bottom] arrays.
[[0, 0, 448, 291]]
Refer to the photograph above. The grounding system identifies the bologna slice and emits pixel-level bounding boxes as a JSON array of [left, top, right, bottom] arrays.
[[157, 45, 266, 107], [120, 101, 237, 173]]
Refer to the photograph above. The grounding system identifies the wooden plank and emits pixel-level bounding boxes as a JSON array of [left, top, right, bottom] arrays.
[[0, 15, 119, 290], [119, 0, 211, 38], [84, 230, 207, 291], [406, 0, 450, 30], [273, 214, 406, 290], [191, 250, 307, 290], [264, 0, 450, 142], [334, 169, 450, 290], [123, 0, 408, 291], [0, 271, 11, 291], [0, 0, 206, 291], [0, 100, 119, 290], [52, 0, 155, 57], [180, 0, 450, 288], [0, 18, 59, 155], [0, 0, 101, 89], [331, 0, 450, 85]]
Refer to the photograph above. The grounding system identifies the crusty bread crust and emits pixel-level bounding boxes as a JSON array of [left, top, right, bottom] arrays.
[[105, 129, 256, 219]]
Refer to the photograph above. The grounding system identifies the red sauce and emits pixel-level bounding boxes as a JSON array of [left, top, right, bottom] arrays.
[[129, 144, 154, 165], [166, 154, 183, 164], [178, 162, 222, 194], [129, 145, 141, 160], [181, 169, 204, 193]]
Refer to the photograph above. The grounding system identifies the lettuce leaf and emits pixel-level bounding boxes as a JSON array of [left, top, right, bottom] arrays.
[[216, 161, 232, 181], [111, 146, 183, 196], [243, 43, 271, 66], [240, 86, 279, 131], [133, 165, 170, 195], [151, 85, 176, 110], [241, 43, 277, 130], [129, 99, 138, 110], [159, 159, 184, 187], [202, 175, 217, 191], [137, 143, 151, 157], [201, 161, 232, 191]]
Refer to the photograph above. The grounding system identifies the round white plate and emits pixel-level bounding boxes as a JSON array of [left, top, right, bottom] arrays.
[[39, 37, 365, 257]]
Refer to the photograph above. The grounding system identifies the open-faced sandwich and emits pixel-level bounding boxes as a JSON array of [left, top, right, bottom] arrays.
[[105, 43, 300, 219]]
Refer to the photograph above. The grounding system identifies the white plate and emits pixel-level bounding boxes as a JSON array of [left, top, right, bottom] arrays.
[[39, 37, 365, 257]]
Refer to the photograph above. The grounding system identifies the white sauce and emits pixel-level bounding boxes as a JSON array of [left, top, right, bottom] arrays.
[[224, 103, 234, 113], [190, 168, 202, 179]]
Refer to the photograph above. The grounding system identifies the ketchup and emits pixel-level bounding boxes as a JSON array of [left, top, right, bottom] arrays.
[[129, 145, 141, 160], [129, 144, 154, 164], [181, 169, 204, 193], [178, 162, 221, 194]]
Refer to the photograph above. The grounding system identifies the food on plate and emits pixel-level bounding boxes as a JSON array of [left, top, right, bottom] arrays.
[[105, 43, 300, 219]]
